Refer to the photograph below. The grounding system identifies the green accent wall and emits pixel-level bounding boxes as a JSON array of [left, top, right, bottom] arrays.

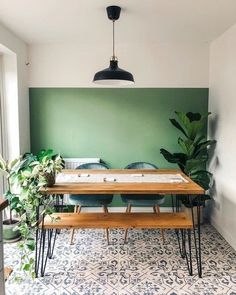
[[30, 88, 208, 206]]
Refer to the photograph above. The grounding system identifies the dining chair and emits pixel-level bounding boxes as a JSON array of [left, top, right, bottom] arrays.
[[68, 162, 113, 245], [121, 161, 165, 243]]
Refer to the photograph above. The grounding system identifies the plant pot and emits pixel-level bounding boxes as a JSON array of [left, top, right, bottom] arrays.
[[182, 205, 204, 225], [45, 172, 55, 187], [3, 219, 21, 242]]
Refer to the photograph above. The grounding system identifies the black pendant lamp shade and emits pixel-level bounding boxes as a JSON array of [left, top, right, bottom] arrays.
[[93, 6, 134, 86], [93, 60, 134, 86]]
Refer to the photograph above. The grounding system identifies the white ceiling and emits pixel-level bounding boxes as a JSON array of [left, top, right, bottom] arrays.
[[0, 0, 236, 44]]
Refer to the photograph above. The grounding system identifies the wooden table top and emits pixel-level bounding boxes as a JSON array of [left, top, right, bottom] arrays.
[[0, 197, 8, 212], [45, 169, 204, 195]]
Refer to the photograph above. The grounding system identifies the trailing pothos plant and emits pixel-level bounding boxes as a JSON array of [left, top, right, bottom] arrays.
[[160, 111, 216, 207], [4, 149, 64, 279]]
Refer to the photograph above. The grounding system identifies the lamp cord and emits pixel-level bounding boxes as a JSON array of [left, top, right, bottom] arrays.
[[112, 20, 115, 60]]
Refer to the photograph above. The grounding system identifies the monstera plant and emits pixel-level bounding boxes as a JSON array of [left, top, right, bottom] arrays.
[[160, 111, 216, 206]]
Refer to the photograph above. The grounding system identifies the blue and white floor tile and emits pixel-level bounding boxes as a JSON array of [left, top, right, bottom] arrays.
[[4, 225, 236, 295]]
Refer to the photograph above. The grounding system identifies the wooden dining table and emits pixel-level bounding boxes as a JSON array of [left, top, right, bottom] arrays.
[[35, 169, 204, 278]]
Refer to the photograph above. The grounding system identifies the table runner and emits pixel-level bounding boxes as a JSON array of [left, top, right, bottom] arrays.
[[56, 173, 189, 183]]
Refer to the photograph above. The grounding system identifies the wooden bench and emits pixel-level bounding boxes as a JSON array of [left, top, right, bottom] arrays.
[[42, 212, 193, 229]]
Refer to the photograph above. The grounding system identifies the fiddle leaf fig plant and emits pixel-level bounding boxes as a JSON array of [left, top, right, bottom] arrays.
[[1, 149, 64, 279], [160, 111, 216, 206]]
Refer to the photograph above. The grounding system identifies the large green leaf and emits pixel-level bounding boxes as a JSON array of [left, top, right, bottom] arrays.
[[37, 149, 55, 161], [160, 149, 187, 171], [185, 159, 205, 174], [186, 112, 202, 122], [194, 135, 206, 146], [188, 115, 208, 140], [175, 112, 192, 135], [190, 170, 212, 190], [194, 140, 216, 157], [178, 138, 195, 157], [175, 111, 209, 141], [170, 119, 187, 137]]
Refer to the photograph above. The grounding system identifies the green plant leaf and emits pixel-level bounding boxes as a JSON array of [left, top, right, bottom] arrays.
[[185, 159, 205, 174], [0, 154, 6, 170], [194, 139, 216, 157], [175, 112, 191, 136], [8, 158, 20, 170], [190, 170, 212, 190], [38, 149, 55, 161], [169, 118, 187, 137], [186, 112, 202, 122], [26, 239, 35, 251], [160, 149, 187, 171], [23, 264, 31, 271], [178, 138, 195, 157]]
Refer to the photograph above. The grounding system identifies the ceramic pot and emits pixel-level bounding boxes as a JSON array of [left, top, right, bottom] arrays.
[[3, 219, 21, 242], [45, 172, 55, 187]]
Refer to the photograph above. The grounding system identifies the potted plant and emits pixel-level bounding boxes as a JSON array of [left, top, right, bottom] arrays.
[[160, 111, 216, 223], [0, 155, 21, 242], [13, 149, 64, 278], [0, 149, 64, 278], [23, 149, 64, 187]]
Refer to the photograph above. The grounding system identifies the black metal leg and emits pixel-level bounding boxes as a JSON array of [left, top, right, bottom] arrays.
[[181, 229, 186, 258], [189, 194, 202, 278], [35, 205, 40, 277], [176, 228, 187, 259], [171, 194, 175, 213], [42, 229, 55, 274], [60, 194, 64, 212], [35, 194, 60, 277], [40, 228, 47, 277], [185, 228, 193, 276], [197, 196, 202, 277], [47, 229, 53, 258], [175, 194, 201, 277], [175, 195, 187, 258], [48, 229, 57, 259], [36, 213, 45, 278]]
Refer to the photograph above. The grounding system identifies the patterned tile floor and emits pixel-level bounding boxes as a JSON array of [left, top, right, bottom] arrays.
[[4, 225, 236, 295]]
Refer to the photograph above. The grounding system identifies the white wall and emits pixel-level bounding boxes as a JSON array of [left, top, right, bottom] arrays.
[[0, 23, 30, 158], [28, 42, 209, 87], [0, 51, 19, 159], [208, 23, 236, 249]]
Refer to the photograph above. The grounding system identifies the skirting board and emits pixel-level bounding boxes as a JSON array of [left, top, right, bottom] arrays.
[[79, 207, 173, 213], [211, 216, 236, 251]]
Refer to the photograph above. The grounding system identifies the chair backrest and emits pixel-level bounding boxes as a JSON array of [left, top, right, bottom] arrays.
[[125, 162, 158, 169], [76, 162, 109, 170]]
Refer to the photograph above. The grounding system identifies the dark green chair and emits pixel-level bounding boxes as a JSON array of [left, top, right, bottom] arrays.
[[68, 162, 113, 244], [121, 162, 165, 243]]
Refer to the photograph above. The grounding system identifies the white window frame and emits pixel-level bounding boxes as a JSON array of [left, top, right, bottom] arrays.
[[0, 55, 8, 195]]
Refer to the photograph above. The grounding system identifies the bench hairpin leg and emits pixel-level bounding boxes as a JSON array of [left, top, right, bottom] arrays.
[[189, 194, 202, 278], [185, 228, 193, 276], [35, 204, 40, 277], [48, 229, 57, 259], [35, 194, 59, 278], [175, 195, 186, 258]]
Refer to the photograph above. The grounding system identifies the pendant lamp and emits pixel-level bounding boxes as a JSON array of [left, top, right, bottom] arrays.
[[93, 6, 134, 86]]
